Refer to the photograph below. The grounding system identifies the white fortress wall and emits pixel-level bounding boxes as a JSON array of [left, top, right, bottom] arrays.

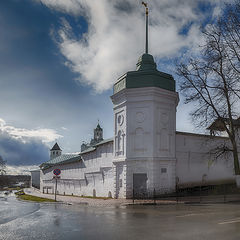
[[176, 132, 236, 187], [41, 140, 115, 197], [81, 140, 115, 197]]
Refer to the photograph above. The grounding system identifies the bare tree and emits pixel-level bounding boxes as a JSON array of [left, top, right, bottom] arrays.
[[0, 155, 6, 175], [176, 2, 240, 177]]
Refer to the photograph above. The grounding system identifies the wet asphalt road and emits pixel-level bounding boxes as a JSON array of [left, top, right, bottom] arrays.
[[0, 192, 240, 240]]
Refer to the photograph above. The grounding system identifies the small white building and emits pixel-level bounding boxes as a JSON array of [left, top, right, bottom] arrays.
[[39, 53, 239, 198], [30, 169, 40, 189]]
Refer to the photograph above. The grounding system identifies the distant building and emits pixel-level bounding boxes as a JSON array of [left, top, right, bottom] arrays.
[[0, 175, 30, 189], [0, 155, 6, 175], [39, 52, 239, 198], [30, 170, 40, 189], [50, 143, 62, 160]]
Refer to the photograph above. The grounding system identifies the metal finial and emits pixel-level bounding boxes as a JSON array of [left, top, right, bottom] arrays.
[[142, 2, 148, 54]]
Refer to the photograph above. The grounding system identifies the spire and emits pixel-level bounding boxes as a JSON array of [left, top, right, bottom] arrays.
[[97, 119, 101, 129], [142, 2, 149, 54], [96, 122, 102, 130], [51, 142, 61, 151], [135, 3, 158, 71]]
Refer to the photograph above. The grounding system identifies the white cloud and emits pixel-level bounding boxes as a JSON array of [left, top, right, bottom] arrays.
[[37, 0, 228, 92], [37, 0, 83, 15], [0, 118, 62, 143]]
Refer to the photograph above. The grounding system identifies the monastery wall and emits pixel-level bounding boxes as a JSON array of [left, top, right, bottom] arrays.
[[41, 141, 115, 198], [176, 132, 236, 187]]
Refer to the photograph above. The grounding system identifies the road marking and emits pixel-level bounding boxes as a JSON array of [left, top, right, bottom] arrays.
[[176, 213, 204, 218], [176, 211, 216, 218], [218, 218, 240, 225]]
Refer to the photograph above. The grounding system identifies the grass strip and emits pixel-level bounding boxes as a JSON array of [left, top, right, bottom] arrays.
[[17, 193, 56, 202]]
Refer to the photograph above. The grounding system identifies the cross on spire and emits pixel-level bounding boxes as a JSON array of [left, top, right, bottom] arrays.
[[142, 2, 149, 54]]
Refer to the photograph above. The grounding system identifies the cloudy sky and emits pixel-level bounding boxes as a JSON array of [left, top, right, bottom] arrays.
[[0, 0, 230, 174]]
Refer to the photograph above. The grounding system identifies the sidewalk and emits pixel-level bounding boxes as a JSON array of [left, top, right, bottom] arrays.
[[24, 188, 131, 207], [24, 188, 177, 207]]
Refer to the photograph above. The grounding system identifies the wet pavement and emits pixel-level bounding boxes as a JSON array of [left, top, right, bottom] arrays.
[[1, 191, 240, 240]]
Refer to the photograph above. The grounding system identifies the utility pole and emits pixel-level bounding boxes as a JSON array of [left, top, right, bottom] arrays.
[[54, 176, 58, 202]]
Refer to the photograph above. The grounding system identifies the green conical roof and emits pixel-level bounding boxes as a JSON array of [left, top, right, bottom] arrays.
[[113, 53, 175, 94]]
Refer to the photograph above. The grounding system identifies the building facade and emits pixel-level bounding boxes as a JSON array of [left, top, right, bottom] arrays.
[[39, 53, 239, 198], [30, 169, 40, 189]]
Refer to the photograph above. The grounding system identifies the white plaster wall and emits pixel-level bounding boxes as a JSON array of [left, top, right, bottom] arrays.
[[122, 87, 179, 160], [176, 132, 236, 187], [114, 162, 126, 198], [111, 91, 127, 162], [41, 141, 115, 197], [40, 169, 44, 192], [30, 170, 40, 189], [124, 159, 176, 198]]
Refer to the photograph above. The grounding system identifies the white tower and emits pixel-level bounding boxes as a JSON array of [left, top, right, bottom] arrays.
[[111, 3, 179, 198], [50, 142, 62, 160], [111, 54, 179, 198]]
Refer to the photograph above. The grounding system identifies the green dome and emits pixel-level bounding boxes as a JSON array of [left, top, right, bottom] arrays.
[[113, 53, 176, 94], [136, 54, 157, 71]]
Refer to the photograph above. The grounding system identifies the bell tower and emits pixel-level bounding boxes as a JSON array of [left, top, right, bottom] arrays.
[[94, 123, 103, 142], [90, 122, 103, 145], [50, 142, 62, 160]]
